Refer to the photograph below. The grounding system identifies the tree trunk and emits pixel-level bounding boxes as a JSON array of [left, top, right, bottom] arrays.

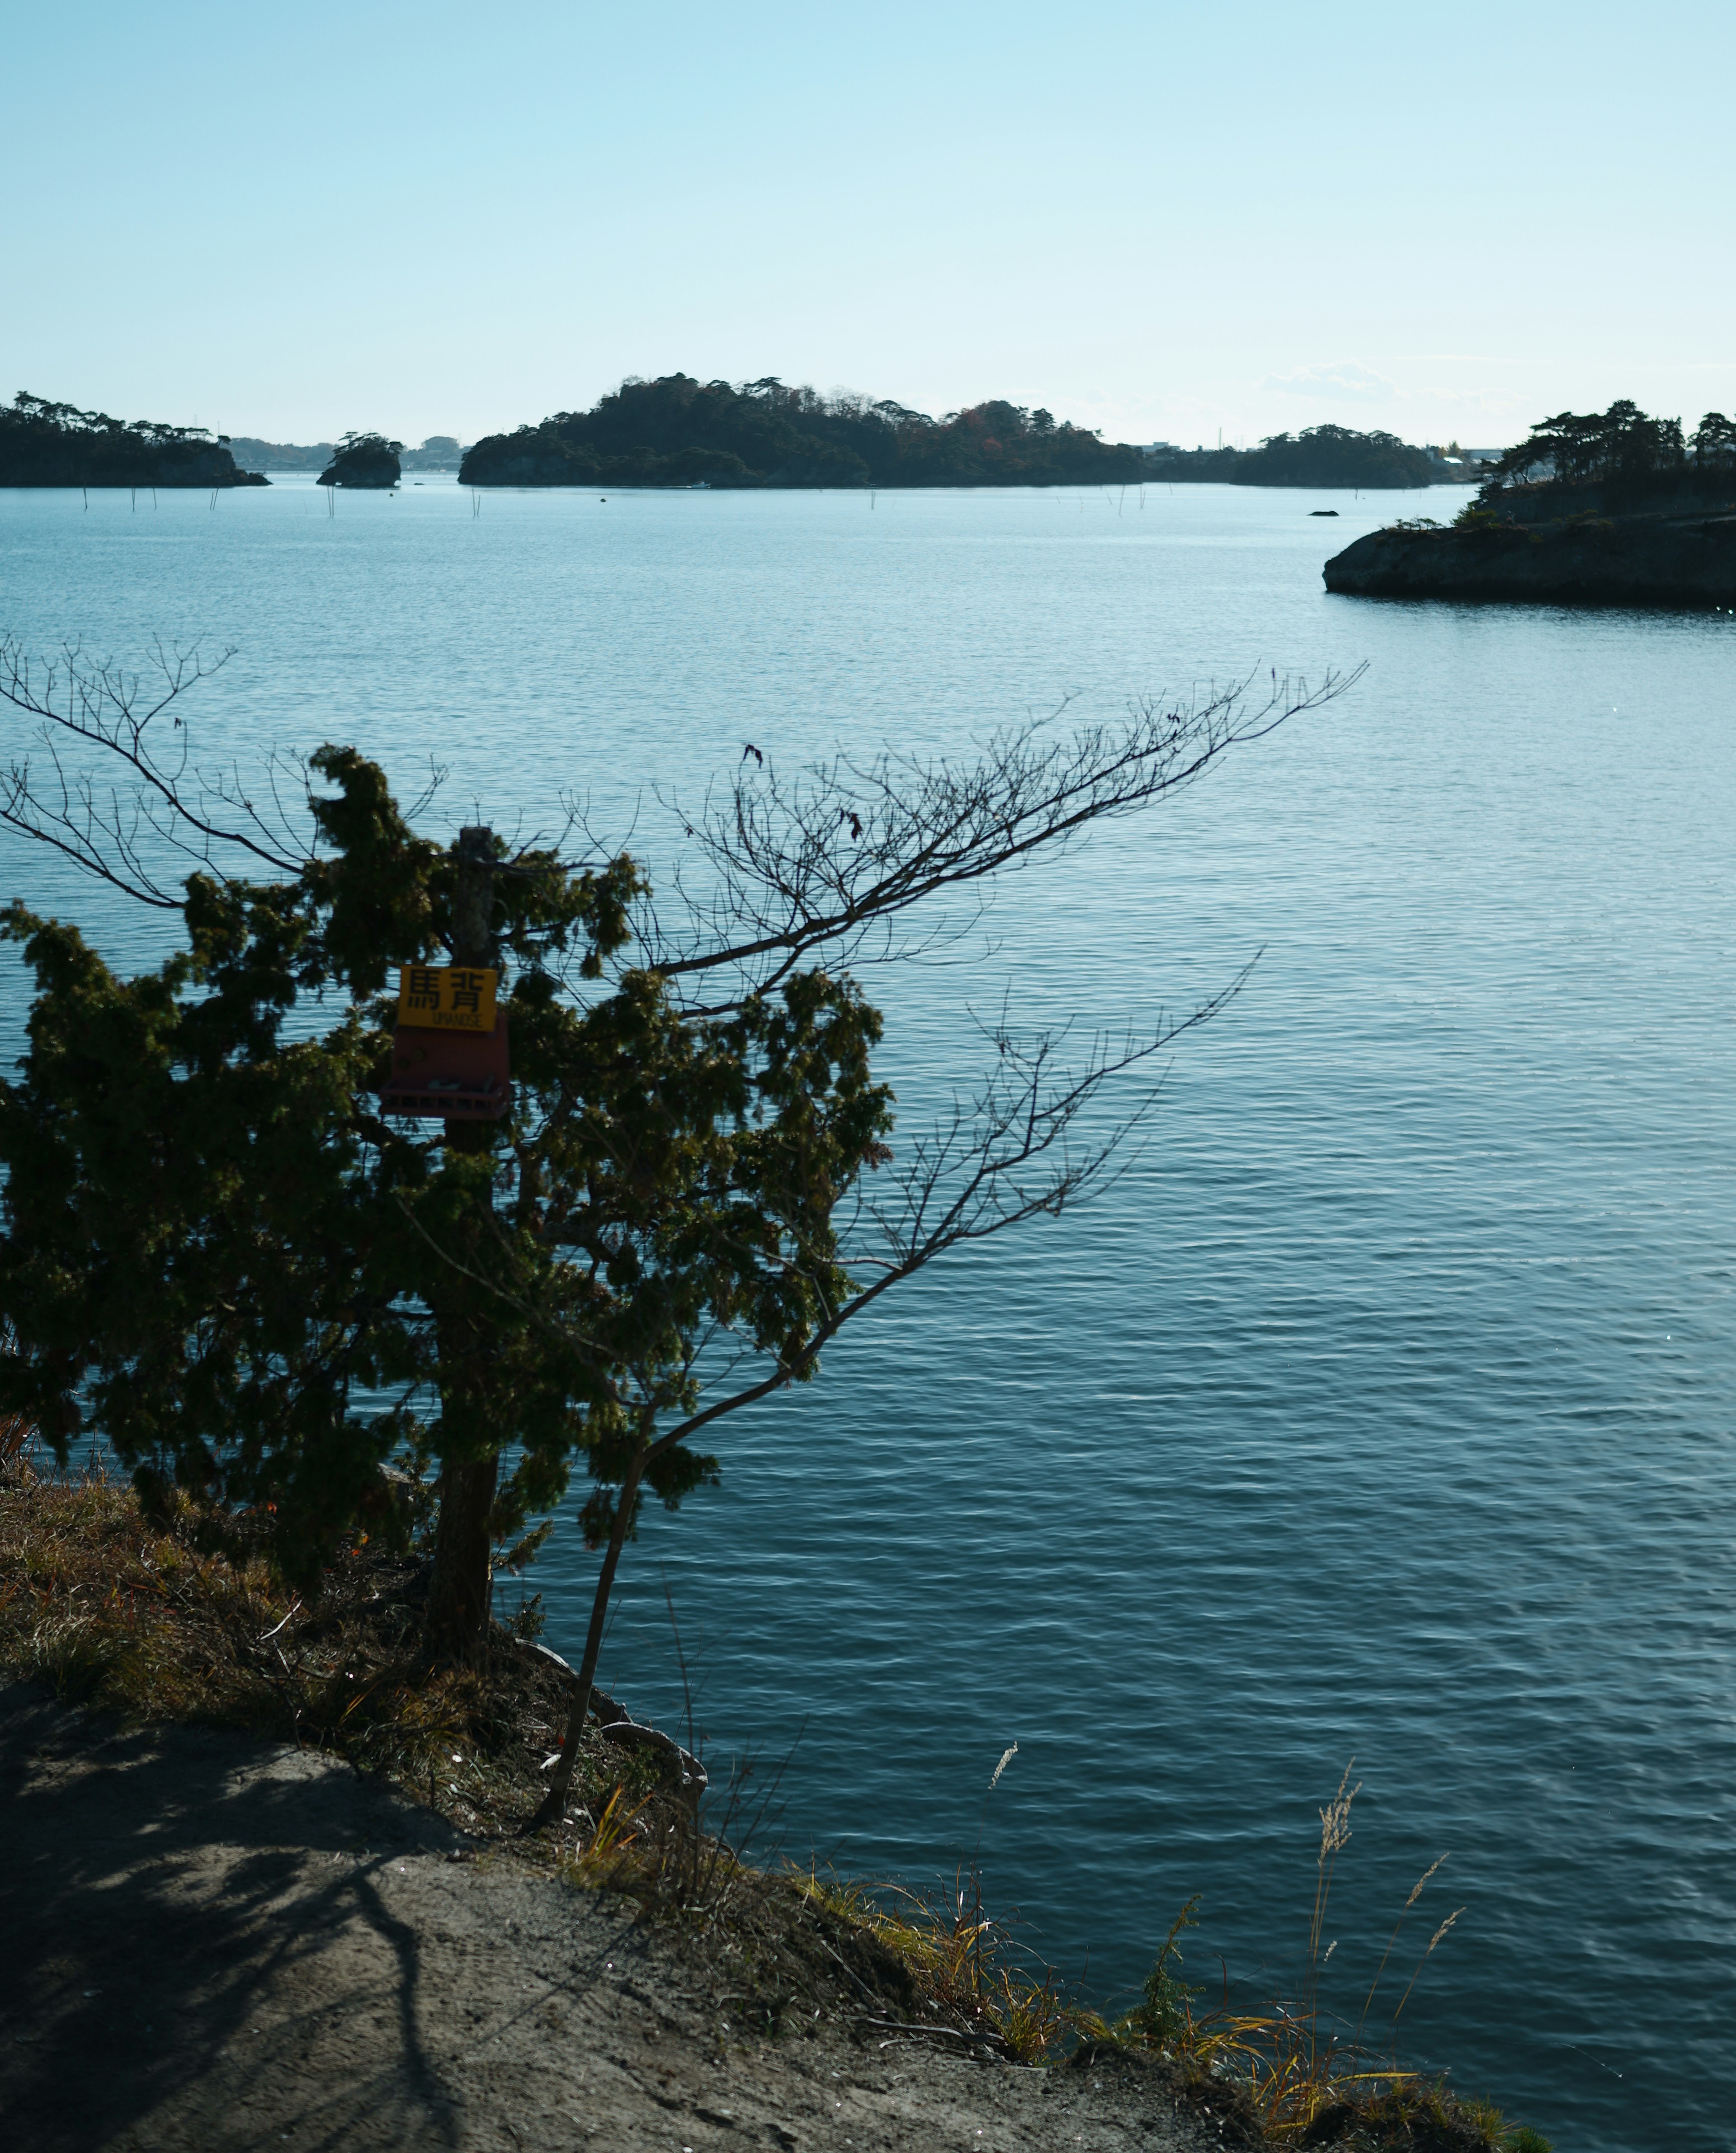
[[532, 1442, 647, 1829], [425, 1450, 500, 1665], [424, 826, 502, 1667]]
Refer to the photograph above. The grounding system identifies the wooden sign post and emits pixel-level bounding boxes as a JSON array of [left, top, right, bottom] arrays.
[[378, 828, 513, 1124]]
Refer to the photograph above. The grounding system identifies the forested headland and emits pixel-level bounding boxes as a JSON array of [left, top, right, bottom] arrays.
[[1323, 399, 1736, 606], [0, 394, 268, 487], [458, 374, 1151, 488]]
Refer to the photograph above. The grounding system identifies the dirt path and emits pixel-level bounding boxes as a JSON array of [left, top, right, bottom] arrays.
[[0, 1684, 1238, 2153]]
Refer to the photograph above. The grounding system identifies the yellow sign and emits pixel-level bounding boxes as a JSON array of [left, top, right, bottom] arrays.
[[396, 964, 499, 1033]]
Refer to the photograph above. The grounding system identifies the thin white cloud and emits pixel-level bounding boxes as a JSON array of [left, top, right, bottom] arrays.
[[1259, 361, 1396, 405], [1068, 391, 1227, 439]]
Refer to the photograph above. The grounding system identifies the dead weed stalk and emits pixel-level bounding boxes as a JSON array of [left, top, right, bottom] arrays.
[[1076, 1760, 1543, 2149]]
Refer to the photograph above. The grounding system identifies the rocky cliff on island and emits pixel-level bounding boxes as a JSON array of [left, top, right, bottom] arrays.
[[1324, 398, 1736, 608], [1324, 504, 1736, 607], [0, 392, 268, 487]]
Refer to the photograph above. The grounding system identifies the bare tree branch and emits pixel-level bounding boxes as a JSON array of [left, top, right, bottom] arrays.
[[0, 635, 313, 901], [409, 961, 1248, 1458], [644, 671, 1358, 1009]]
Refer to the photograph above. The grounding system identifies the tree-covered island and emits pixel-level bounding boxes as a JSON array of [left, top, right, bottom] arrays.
[[0, 380, 1470, 496], [459, 374, 1149, 488], [1148, 425, 1449, 490], [0, 393, 268, 487], [1323, 399, 1736, 606], [317, 432, 404, 489]]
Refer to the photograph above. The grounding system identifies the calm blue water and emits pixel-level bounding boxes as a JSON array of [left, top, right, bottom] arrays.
[[4, 477, 1734, 2151]]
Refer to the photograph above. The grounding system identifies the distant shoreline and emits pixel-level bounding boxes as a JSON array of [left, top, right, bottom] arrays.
[[3, 384, 1485, 497], [0, 471, 1475, 496]]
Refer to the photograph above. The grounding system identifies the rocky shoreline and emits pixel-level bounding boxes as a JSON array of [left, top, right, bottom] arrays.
[[1324, 505, 1736, 609]]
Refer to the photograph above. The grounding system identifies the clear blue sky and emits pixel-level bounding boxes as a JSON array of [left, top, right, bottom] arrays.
[[8, 0, 1732, 451]]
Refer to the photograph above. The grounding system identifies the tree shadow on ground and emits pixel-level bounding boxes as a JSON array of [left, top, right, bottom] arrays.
[[0, 1682, 463, 2152]]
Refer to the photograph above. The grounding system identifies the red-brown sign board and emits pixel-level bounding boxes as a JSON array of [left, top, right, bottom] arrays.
[[380, 1013, 511, 1120]]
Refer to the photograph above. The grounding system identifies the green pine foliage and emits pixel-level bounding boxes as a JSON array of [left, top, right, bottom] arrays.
[[1478, 397, 1736, 508], [0, 639, 1351, 1677], [0, 745, 890, 1592]]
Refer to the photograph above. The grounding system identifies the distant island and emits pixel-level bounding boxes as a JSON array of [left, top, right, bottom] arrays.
[[226, 435, 333, 472], [318, 432, 402, 489], [1323, 400, 1736, 607], [0, 379, 1475, 497], [401, 436, 464, 472], [1147, 425, 1477, 490], [0, 393, 267, 488], [459, 374, 1150, 488]]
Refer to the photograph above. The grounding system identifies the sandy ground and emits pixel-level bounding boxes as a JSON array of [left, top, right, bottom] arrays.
[[0, 1683, 1241, 2153]]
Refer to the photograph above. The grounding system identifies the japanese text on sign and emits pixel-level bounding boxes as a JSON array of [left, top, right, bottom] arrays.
[[396, 964, 499, 1033]]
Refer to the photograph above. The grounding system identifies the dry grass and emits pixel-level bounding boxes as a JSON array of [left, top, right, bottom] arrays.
[[0, 1335, 33, 1473], [786, 1861, 1071, 2063], [0, 1466, 644, 1840], [0, 1410, 32, 1473]]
